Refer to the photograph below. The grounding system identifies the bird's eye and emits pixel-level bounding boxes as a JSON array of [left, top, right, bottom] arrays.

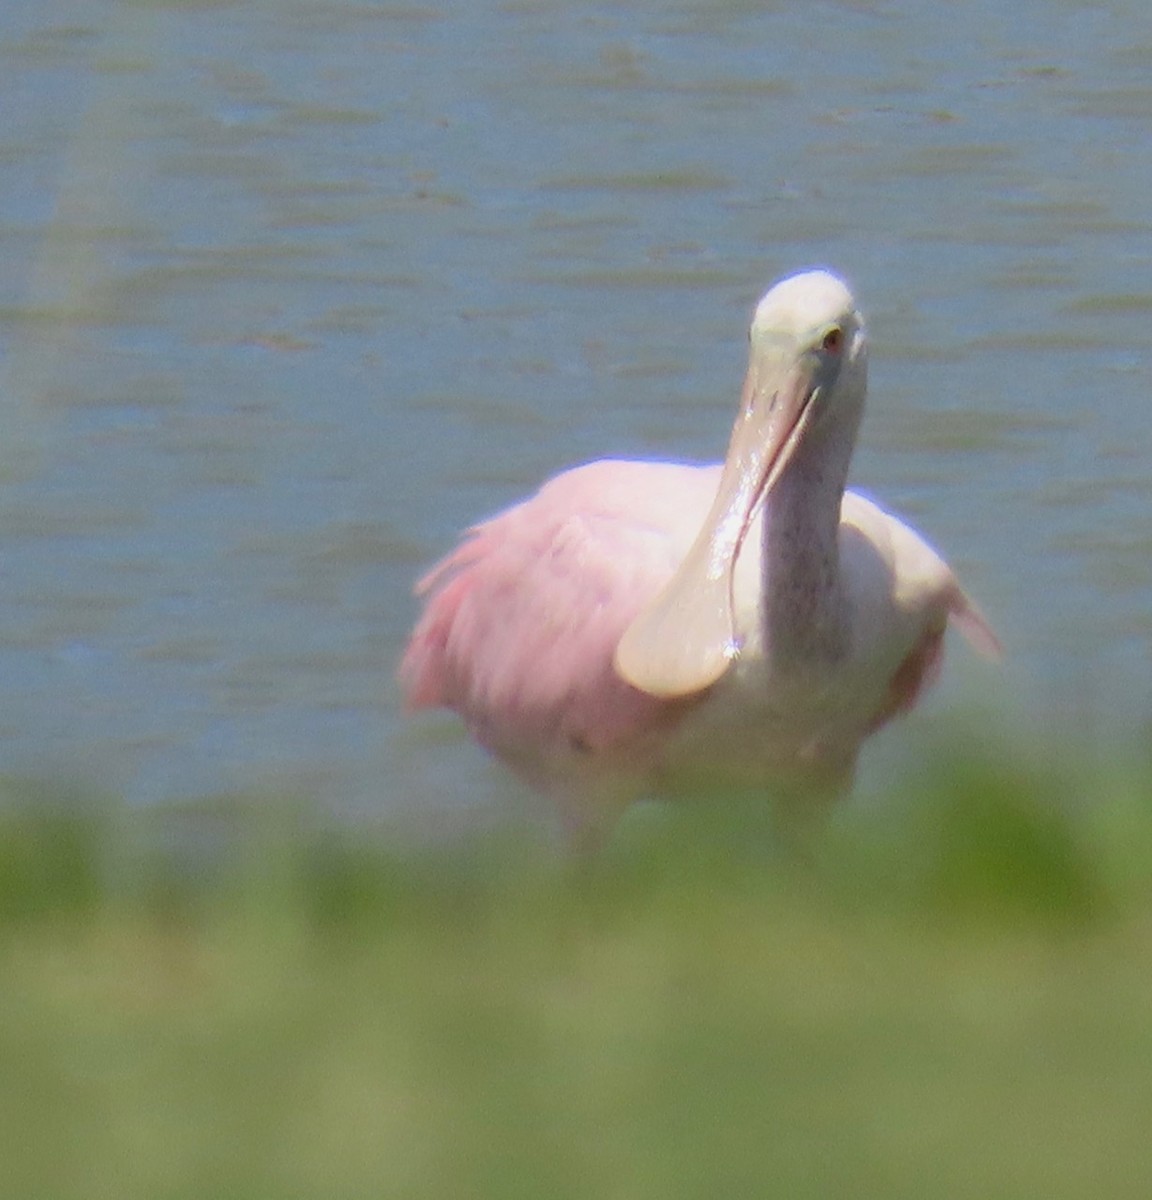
[[821, 326, 844, 355]]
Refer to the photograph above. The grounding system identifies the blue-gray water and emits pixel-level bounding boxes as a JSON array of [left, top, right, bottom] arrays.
[[2, 0, 1151, 821]]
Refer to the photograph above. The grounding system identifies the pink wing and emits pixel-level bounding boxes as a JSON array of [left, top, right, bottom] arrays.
[[867, 578, 999, 734], [398, 460, 720, 772]]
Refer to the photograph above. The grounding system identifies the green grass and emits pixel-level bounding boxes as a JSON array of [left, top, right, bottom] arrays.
[[3, 739, 1152, 1199]]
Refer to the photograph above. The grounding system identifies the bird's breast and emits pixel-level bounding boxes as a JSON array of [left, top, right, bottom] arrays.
[[652, 652, 875, 791]]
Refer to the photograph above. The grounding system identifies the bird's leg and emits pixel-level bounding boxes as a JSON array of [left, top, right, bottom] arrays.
[[553, 776, 642, 864], [767, 754, 857, 862]]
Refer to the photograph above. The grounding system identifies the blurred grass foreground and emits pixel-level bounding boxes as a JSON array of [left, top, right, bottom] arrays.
[[4, 737, 1152, 1199]]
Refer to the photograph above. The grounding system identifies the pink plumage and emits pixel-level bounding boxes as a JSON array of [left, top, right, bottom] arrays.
[[400, 462, 715, 772]]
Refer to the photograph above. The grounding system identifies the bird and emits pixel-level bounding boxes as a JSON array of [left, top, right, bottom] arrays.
[[399, 270, 1000, 854]]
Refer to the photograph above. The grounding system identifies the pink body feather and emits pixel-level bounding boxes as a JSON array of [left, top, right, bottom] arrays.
[[400, 462, 715, 776], [399, 460, 995, 842]]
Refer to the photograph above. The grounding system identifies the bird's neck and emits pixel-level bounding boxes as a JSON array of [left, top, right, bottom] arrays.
[[760, 433, 853, 671]]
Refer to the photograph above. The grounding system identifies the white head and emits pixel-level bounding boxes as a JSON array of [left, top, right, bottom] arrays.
[[751, 269, 857, 339], [615, 270, 868, 698], [746, 269, 868, 458]]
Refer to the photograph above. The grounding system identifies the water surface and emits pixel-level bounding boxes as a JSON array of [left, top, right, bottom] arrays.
[[2, 0, 1151, 821]]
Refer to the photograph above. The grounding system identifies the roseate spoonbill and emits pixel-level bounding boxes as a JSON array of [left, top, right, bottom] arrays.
[[400, 270, 999, 852]]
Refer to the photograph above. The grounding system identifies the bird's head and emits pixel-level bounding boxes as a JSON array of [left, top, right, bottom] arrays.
[[746, 269, 867, 454]]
